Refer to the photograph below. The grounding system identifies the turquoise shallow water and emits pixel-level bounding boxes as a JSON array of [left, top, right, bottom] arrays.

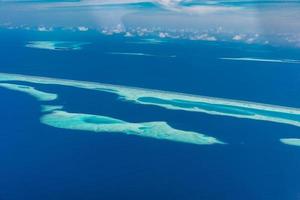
[[138, 97, 300, 124], [139, 97, 262, 115], [0, 29, 300, 200]]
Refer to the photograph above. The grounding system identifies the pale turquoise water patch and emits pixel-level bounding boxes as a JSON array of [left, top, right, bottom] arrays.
[[25, 41, 89, 51], [41, 110, 223, 145], [138, 97, 255, 116], [41, 105, 64, 112], [280, 138, 300, 147], [136, 97, 300, 126], [128, 38, 167, 44], [0, 73, 300, 127], [0, 83, 57, 101], [140, 38, 166, 44]]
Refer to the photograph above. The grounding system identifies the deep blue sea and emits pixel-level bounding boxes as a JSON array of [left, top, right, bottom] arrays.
[[0, 29, 300, 200]]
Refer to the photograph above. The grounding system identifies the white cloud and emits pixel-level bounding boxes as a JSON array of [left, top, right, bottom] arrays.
[[124, 32, 133, 37], [158, 32, 169, 38], [37, 26, 53, 32], [181, 5, 241, 14], [78, 26, 89, 31], [190, 33, 217, 41], [232, 34, 244, 41]]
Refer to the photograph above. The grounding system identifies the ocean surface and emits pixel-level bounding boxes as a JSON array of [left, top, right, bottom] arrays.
[[0, 29, 300, 200]]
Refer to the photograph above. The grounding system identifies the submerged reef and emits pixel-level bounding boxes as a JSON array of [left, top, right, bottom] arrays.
[[41, 110, 223, 145], [0, 73, 300, 128], [108, 52, 176, 58], [25, 41, 89, 51], [220, 57, 300, 64], [41, 105, 64, 112], [0, 83, 57, 101], [280, 138, 300, 147], [129, 38, 166, 44]]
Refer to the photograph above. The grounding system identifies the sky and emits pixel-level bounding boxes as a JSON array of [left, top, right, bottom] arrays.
[[0, 0, 300, 47]]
